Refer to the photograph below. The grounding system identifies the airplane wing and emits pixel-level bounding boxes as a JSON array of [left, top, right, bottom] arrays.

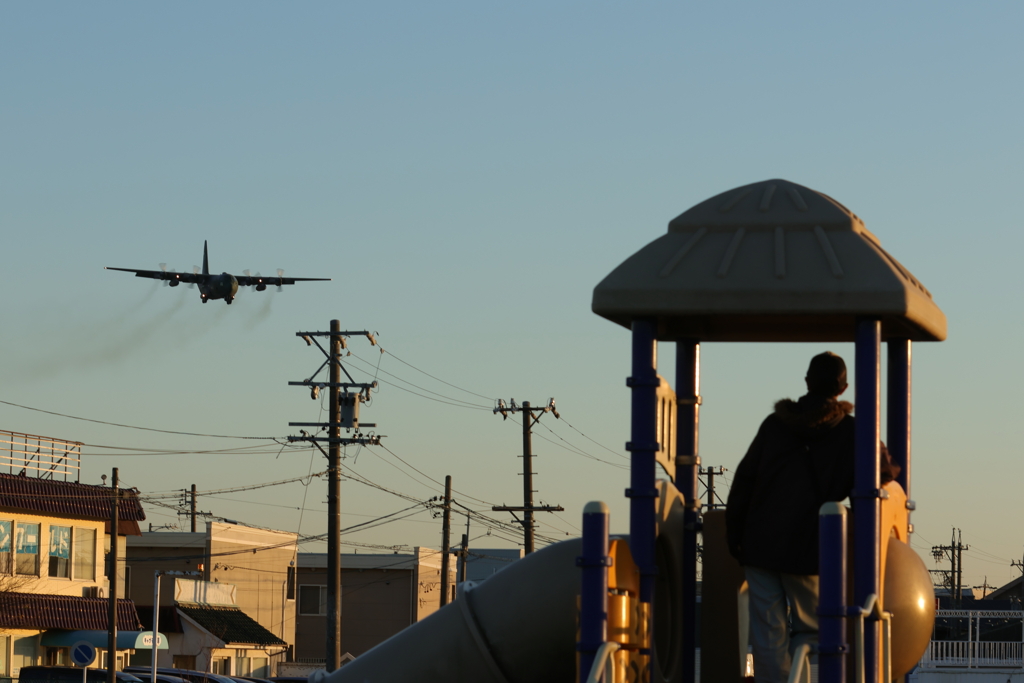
[[234, 274, 331, 287], [105, 267, 204, 284]]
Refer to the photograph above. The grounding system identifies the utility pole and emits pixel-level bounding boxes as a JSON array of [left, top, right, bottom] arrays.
[[107, 467, 119, 683], [932, 528, 969, 606], [440, 476, 452, 607], [492, 399, 564, 554], [458, 533, 469, 583], [698, 466, 726, 510], [287, 321, 382, 673], [190, 484, 197, 533], [1010, 549, 1024, 606]]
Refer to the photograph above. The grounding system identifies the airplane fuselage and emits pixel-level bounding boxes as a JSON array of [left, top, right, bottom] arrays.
[[199, 273, 239, 303]]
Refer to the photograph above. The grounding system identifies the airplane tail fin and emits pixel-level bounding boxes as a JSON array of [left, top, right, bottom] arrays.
[[202, 241, 209, 275]]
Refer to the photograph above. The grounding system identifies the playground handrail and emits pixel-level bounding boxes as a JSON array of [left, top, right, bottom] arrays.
[[585, 642, 622, 683], [787, 643, 813, 683], [853, 594, 892, 683]]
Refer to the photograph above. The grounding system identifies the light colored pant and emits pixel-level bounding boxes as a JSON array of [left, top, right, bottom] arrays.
[[745, 566, 819, 683]]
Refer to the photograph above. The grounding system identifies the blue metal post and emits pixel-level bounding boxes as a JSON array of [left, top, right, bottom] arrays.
[[887, 339, 912, 500], [853, 319, 881, 683], [578, 501, 611, 683], [676, 340, 700, 683], [627, 318, 658, 605], [818, 502, 848, 683], [626, 316, 658, 683]]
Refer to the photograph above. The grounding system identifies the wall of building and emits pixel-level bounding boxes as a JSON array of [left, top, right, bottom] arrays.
[[205, 523, 297, 653], [294, 548, 455, 661], [0, 508, 106, 598], [126, 523, 296, 676]]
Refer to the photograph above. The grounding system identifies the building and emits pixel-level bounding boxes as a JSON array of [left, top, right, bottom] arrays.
[[0, 429, 146, 677], [458, 547, 522, 583], [294, 548, 455, 662], [126, 521, 297, 676]]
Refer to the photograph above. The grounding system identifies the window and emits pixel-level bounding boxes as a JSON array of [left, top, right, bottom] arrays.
[[298, 585, 326, 615], [15, 523, 39, 576], [251, 657, 269, 678], [211, 657, 230, 675], [48, 525, 71, 578], [0, 635, 9, 676], [0, 521, 11, 574], [73, 528, 96, 581], [172, 655, 196, 670], [235, 652, 251, 676], [12, 635, 38, 676]]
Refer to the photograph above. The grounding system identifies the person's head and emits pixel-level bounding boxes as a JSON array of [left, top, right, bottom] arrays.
[[805, 351, 848, 397]]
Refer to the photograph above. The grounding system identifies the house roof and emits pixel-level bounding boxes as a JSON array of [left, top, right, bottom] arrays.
[[592, 178, 947, 342], [0, 472, 146, 525], [177, 603, 286, 646], [0, 592, 142, 630]]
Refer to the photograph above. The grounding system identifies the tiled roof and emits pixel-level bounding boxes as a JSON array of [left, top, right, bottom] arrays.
[[177, 603, 286, 646], [0, 592, 142, 630], [0, 472, 146, 522]]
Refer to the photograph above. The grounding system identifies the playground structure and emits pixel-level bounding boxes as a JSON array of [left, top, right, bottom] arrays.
[[326, 179, 946, 683]]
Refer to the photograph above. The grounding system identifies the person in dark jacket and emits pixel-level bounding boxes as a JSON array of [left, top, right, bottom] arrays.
[[726, 352, 895, 683]]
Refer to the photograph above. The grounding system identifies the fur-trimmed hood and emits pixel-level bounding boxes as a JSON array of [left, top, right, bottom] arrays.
[[773, 394, 853, 434]]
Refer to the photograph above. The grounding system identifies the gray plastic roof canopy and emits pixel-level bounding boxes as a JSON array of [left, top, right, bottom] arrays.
[[592, 179, 946, 342]]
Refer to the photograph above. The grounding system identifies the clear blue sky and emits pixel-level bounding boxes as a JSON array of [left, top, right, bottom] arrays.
[[1, 2, 1021, 591]]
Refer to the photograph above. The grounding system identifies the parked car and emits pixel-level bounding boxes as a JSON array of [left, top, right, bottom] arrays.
[[129, 674, 190, 683], [123, 669, 234, 683], [19, 667, 143, 683]]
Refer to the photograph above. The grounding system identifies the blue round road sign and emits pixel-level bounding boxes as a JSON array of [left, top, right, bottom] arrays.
[[71, 641, 97, 667]]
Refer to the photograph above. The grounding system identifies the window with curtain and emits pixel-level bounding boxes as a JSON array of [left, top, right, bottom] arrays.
[[49, 525, 71, 578], [73, 527, 96, 580], [15, 523, 39, 576]]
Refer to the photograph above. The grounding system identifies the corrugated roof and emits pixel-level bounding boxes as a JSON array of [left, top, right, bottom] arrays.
[[0, 472, 146, 522], [177, 603, 286, 646], [0, 592, 142, 630]]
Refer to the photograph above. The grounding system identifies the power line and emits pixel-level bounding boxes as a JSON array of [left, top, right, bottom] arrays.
[[0, 399, 278, 440], [374, 345, 495, 401], [345, 352, 492, 410]]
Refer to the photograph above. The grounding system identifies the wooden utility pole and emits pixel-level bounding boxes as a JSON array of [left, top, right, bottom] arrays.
[[326, 319, 342, 671], [459, 533, 469, 583], [190, 484, 197, 532], [440, 476, 453, 606], [493, 399, 564, 554], [107, 467, 119, 683], [287, 322, 382, 672]]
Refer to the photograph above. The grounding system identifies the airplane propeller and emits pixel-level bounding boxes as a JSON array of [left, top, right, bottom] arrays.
[[189, 266, 200, 288], [276, 268, 285, 292]]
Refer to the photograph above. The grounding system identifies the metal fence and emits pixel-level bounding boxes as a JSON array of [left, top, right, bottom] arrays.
[[0, 429, 81, 481], [922, 640, 1023, 668]]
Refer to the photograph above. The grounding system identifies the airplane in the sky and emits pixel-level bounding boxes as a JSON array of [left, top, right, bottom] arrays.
[[105, 241, 330, 304]]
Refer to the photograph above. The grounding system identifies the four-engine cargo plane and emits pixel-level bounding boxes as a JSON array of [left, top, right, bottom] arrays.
[[105, 241, 330, 304]]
